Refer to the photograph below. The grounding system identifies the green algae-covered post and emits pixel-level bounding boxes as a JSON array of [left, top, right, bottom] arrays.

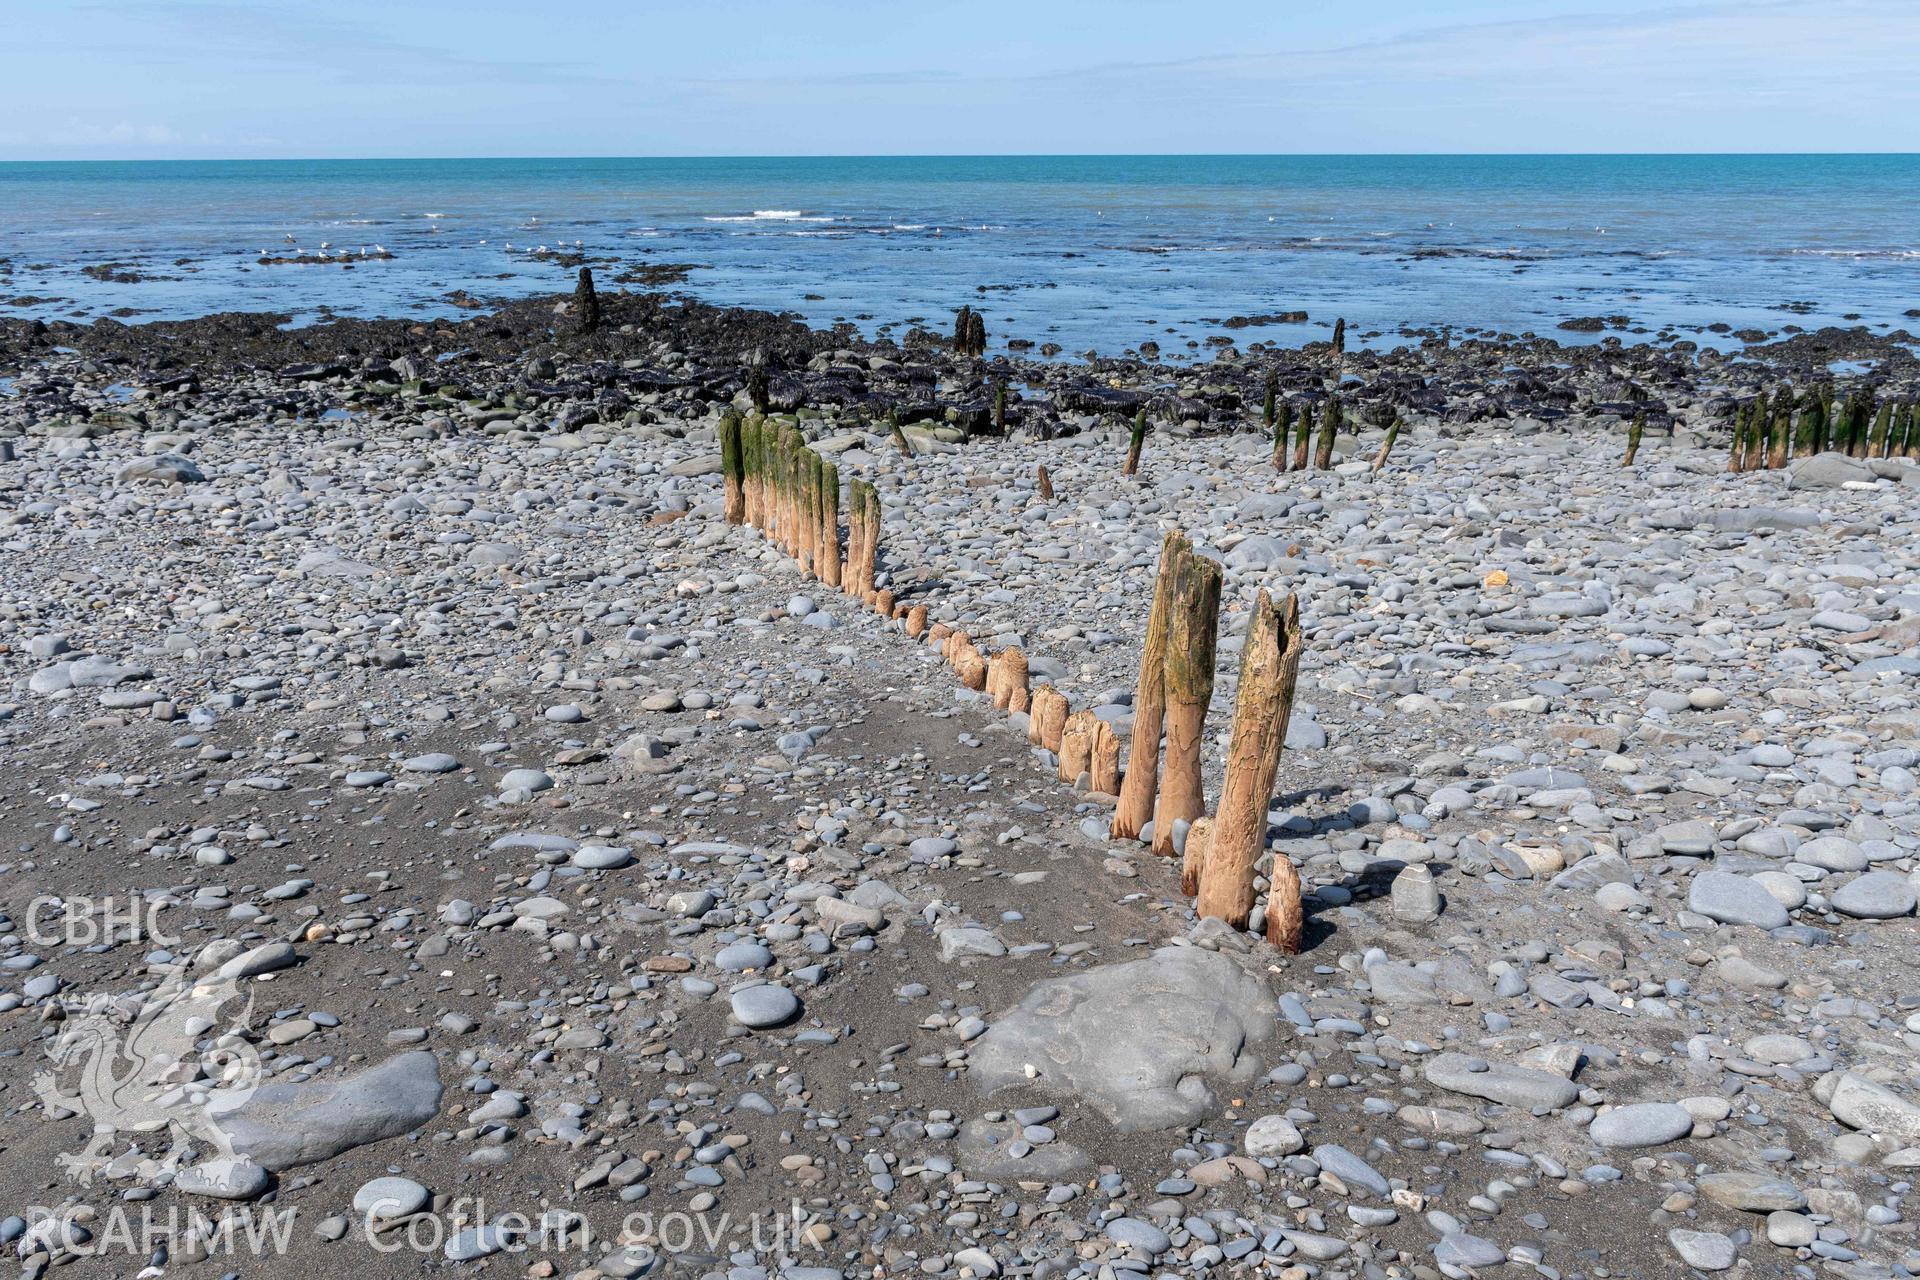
[[1292, 403, 1313, 471], [818, 457, 841, 588], [1373, 414, 1403, 473], [1624, 411, 1645, 467], [1314, 396, 1339, 469], [1124, 407, 1148, 476], [1768, 389, 1793, 469], [1151, 548, 1222, 861], [720, 411, 745, 523], [1271, 402, 1292, 470]]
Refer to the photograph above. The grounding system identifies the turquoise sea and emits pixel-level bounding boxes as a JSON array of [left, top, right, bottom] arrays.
[[1, 154, 1915, 356]]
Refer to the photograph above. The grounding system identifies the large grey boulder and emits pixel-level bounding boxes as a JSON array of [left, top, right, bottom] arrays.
[[969, 946, 1274, 1130], [1786, 451, 1916, 490], [218, 1051, 442, 1171]]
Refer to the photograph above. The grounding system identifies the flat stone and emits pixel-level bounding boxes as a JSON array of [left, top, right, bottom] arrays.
[[353, 1176, 431, 1221], [1688, 871, 1790, 929], [714, 942, 775, 972], [1667, 1228, 1737, 1271], [1589, 1102, 1693, 1148], [730, 984, 800, 1028], [1245, 1114, 1305, 1157], [1104, 1218, 1171, 1256], [1696, 1171, 1806, 1213], [1435, 1232, 1506, 1269], [1423, 1052, 1580, 1112], [173, 1156, 270, 1200], [1822, 1070, 1920, 1143], [1830, 871, 1916, 919], [1312, 1143, 1390, 1196]]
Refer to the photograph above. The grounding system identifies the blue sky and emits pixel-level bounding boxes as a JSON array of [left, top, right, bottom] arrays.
[[3, 0, 1916, 159]]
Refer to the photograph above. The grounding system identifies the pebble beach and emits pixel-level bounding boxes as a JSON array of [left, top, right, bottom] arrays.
[[4, 286, 1920, 1280]]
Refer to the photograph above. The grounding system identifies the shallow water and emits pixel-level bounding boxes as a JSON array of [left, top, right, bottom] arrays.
[[2, 154, 1915, 357]]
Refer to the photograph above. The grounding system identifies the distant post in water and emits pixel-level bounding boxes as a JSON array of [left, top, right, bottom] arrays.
[[573, 266, 600, 335]]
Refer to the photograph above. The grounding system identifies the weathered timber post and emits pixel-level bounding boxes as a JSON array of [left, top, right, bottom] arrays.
[[1623, 411, 1645, 467], [1195, 591, 1305, 950], [1314, 397, 1339, 470], [905, 604, 928, 639], [1088, 719, 1121, 795], [1036, 464, 1054, 500], [991, 647, 1028, 712], [955, 643, 986, 691], [1151, 546, 1223, 859], [1057, 711, 1095, 785], [1271, 402, 1292, 470], [1768, 391, 1792, 469], [573, 266, 600, 335], [1181, 816, 1214, 913], [818, 458, 842, 588], [1124, 407, 1148, 476], [1029, 686, 1068, 751], [720, 412, 746, 523], [1291, 403, 1313, 471], [1372, 415, 1402, 473], [748, 364, 770, 416], [1112, 529, 1187, 842]]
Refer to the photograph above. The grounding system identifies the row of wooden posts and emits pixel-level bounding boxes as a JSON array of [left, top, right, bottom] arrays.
[[1728, 387, 1920, 472], [720, 415, 1312, 952]]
